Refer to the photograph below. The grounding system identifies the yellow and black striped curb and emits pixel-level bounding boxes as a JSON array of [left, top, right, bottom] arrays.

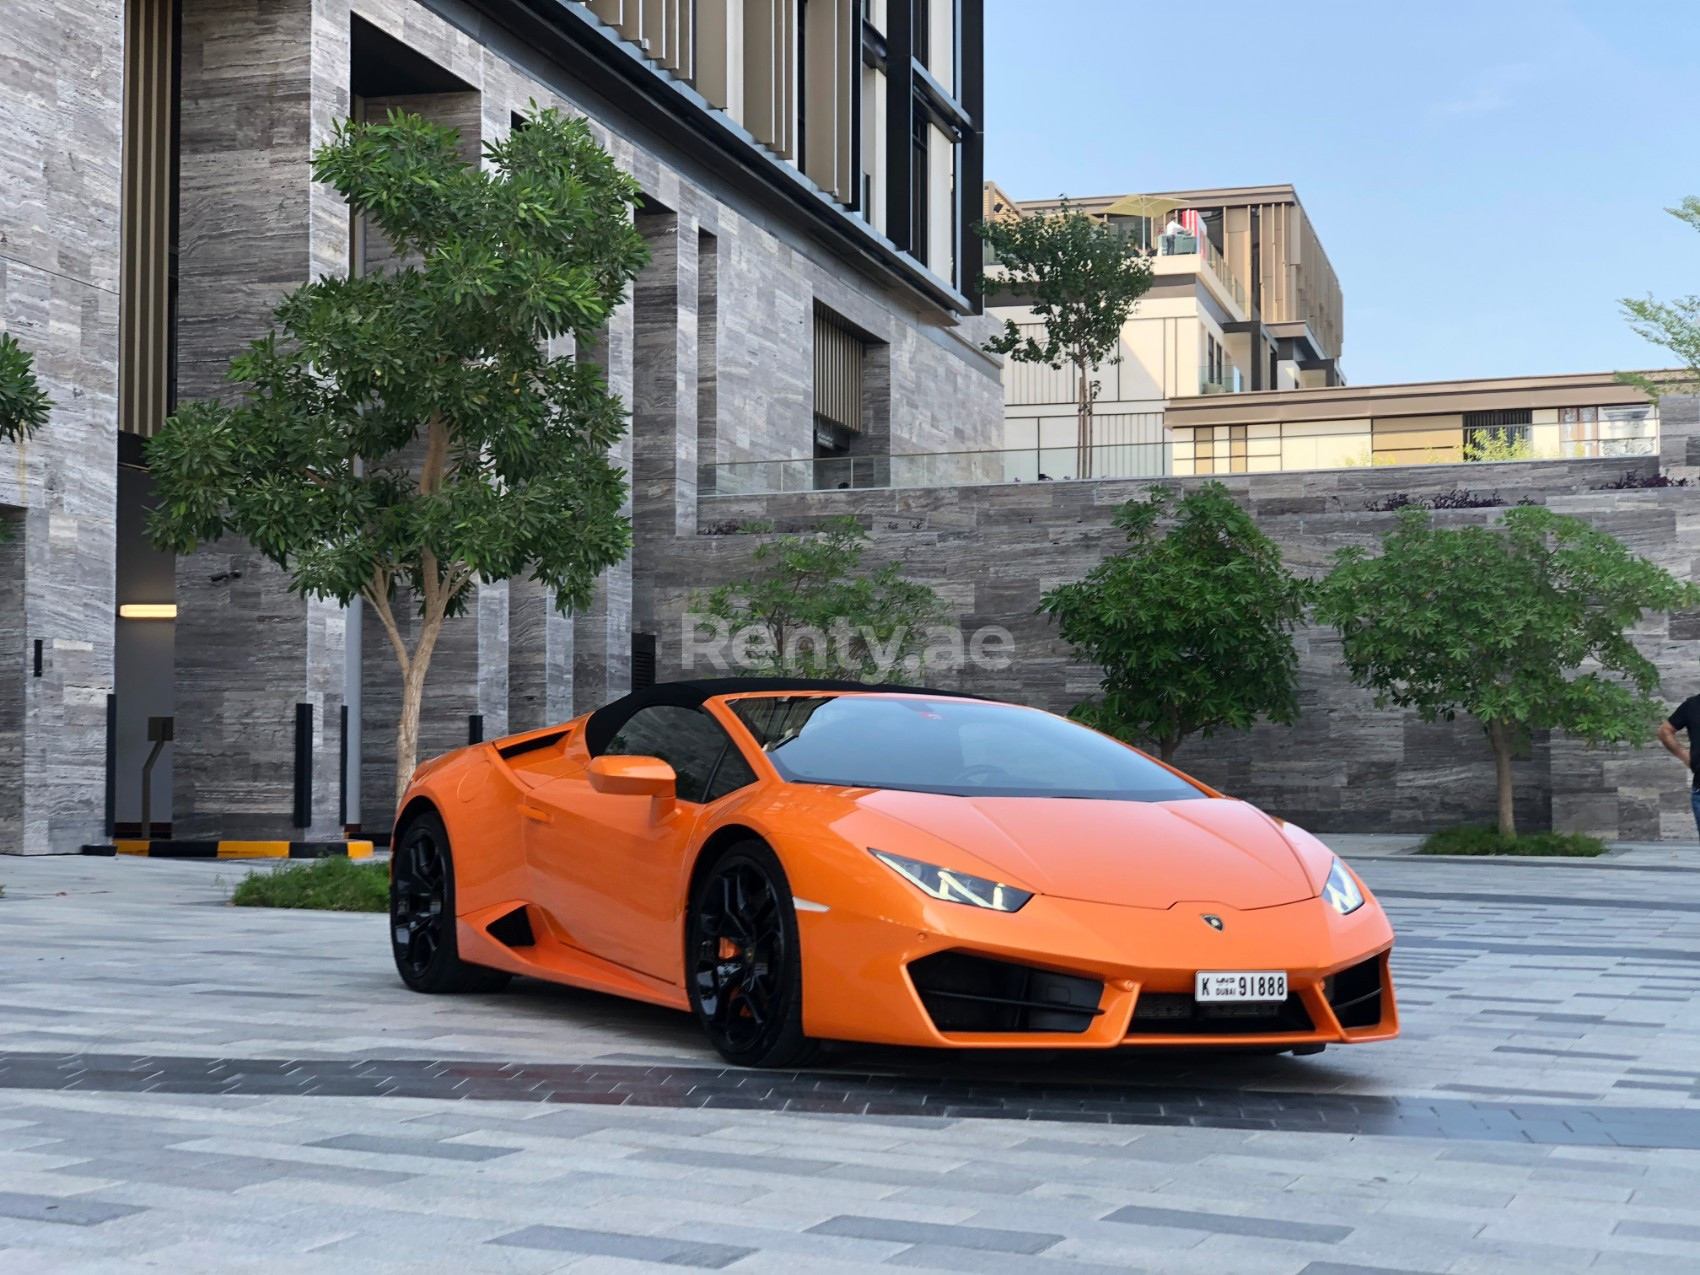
[[79, 840, 375, 860]]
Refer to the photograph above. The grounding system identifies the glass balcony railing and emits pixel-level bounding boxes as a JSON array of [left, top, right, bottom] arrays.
[[705, 415, 1663, 496], [707, 442, 1170, 496], [1200, 367, 1244, 395], [1158, 233, 1248, 313]]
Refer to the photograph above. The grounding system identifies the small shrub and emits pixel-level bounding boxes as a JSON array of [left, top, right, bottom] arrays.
[[1363, 487, 1506, 512], [1416, 825, 1608, 857], [1599, 469, 1692, 490], [230, 856, 389, 911], [697, 518, 805, 536]]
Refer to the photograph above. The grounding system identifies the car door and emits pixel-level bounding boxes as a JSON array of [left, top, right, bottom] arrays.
[[522, 704, 758, 983]]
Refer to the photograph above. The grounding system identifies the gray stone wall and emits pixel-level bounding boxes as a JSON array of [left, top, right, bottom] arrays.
[[0, 0, 123, 852], [641, 442, 1700, 840], [171, 0, 352, 840]]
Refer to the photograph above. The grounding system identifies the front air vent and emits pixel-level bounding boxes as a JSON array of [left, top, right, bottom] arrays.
[[908, 951, 1104, 1034], [1326, 955, 1385, 1030]]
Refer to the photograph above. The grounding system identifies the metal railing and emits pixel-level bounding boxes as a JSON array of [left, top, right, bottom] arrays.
[[708, 443, 1170, 495]]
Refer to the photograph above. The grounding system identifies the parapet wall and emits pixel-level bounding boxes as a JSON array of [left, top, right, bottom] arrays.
[[638, 397, 1700, 838]]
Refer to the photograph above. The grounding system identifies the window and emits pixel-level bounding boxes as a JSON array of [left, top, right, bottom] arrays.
[[600, 705, 753, 804], [910, 110, 929, 264], [705, 745, 758, 801], [731, 695, 1207, 803], [1108, 214, 1151, 251], [1464, 408, 1532, 459], [814, 303, 865, 485]]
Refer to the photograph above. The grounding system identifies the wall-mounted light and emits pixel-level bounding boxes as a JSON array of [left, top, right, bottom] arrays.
[[118, 604, 177, 620]]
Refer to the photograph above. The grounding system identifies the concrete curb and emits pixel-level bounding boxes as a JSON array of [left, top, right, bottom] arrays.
[[78, 841, 375, 860]]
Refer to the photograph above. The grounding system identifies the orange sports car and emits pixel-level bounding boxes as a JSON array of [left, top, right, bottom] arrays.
[[390, 679, 1397, 1066]]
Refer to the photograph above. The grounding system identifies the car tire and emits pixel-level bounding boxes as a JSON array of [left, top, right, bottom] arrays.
[[390, 809, 511, 994], [687, 840, 818, 1068]]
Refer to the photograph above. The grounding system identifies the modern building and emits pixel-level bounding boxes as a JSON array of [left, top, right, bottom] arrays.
[[1167, 371, 1660, 475], [986, 182, 1344, 472], [0, 0, 1002, 852]]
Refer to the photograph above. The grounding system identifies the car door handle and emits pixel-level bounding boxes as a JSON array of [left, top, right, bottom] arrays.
[[519, 804, 554, 825]]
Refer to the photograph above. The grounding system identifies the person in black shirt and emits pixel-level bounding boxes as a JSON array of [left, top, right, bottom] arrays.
[[1659, 695, 1700, 837]]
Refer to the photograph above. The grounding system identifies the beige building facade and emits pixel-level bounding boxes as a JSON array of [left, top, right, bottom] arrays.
[[1168, 372, 1661, 476], [987, 183, 1344, 473]]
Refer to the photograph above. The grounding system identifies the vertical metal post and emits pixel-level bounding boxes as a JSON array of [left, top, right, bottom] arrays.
[[292, 702, 313, 829], [104, 693, 117, 838], [140, 716, 173, 839], [468, 713, 484, 745], [338, 703, 349, 828]]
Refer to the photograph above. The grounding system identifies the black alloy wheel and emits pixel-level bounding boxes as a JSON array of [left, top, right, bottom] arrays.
[[688, 842, 815, 1067], [390, 810, 511, 994]]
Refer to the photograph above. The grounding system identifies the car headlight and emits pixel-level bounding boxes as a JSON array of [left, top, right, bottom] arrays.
[[870, 849, 1033, 912], [1323, 857, 1365, 915]]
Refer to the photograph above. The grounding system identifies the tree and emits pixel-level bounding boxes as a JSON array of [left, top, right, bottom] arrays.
[[975, 202, 1152, 477], [0, 332, 53, 442], [1039, 483, 1310, 762], [1620, 196, 1700, 397], [690, 516, 947, 679], [147, 106, 650, 805], [1315, 505, 1699, 837]]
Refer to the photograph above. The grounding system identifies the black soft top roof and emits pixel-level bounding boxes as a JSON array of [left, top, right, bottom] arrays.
[[583, 677, 985, 756]]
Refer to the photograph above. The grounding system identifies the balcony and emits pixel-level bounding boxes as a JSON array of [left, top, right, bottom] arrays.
[[1201, 367, 1244, 396], [1157, 232, 1248, 315]]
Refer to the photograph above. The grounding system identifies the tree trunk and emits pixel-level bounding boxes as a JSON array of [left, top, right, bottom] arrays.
[[1486, 720, 1517, 838], [392, 601, 449, 809], [1075, 359, 1092, 478], [385, 413, 458, 811], [395, 657, 426, 812]]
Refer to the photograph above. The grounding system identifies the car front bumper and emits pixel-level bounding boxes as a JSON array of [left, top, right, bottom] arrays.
[[798, 889, 1398, 1050]]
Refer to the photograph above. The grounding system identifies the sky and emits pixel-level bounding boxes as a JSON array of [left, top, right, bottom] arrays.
[[983, 0, 1700, 386]]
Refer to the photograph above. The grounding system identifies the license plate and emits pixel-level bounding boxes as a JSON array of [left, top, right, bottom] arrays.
[[1196, 970, 1288, 1002]]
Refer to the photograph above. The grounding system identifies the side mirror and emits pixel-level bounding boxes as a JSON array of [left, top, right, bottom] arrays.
[[587, 755, 677, 799]]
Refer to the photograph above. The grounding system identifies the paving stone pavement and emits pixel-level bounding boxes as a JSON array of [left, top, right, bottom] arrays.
[[0, 850, 1699, 1272]]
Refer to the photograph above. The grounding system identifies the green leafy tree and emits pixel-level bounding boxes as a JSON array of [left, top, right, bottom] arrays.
[[0, 332, 53, 442], [690, 516, 947, 679], [147, 106, 649, 804], [975, 202, 1153, 476], [1040, 483, 1310, 762], [1620, 196, 1700, 396], [1316, 505, 1699, 838]]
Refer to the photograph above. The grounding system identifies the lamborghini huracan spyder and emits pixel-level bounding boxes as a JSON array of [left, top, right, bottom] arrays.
[[389, 679, 1397, 1066]]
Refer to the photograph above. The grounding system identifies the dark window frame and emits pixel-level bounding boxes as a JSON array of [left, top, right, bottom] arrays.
[[599, 704, 759, 805]]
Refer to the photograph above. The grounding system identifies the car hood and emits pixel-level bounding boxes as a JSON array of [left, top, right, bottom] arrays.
[[854, 791, 1316, 910]]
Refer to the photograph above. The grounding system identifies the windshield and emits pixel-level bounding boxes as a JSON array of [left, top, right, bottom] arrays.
[[729, 695, 1208, 802]]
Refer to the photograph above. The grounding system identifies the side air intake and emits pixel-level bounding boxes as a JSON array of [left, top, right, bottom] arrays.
[[486, 906, 536, 948]]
